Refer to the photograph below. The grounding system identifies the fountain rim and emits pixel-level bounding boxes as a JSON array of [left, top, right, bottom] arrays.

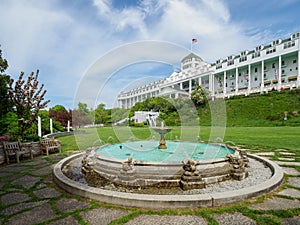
[[53, 152, 284, 209]]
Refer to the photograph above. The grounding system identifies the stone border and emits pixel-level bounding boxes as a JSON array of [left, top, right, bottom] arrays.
[[53, 153, 283, 209], [43, 130, 86, 139]]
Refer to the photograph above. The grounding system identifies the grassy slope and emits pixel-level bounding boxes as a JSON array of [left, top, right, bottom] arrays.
[[58, 90, 300, 151], [199, 89, 300, 126]]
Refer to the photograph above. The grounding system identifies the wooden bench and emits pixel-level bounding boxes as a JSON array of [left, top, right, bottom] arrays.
[[40, 138, 61, 155], [3, 141, 33, 164]]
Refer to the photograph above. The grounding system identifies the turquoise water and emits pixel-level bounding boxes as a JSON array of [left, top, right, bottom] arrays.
[[95, 141, 234, 162]]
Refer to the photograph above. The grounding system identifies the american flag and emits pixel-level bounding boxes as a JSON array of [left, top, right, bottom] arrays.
[[245, 76, 249, 82], [218, 78, 223, 87], [274, 68, 278, 79]]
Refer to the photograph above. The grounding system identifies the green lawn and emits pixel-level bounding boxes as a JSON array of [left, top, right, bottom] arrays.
[[57, 126, 300, 152]]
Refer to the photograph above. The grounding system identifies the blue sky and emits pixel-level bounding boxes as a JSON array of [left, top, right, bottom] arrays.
[[0, 0, 300, 109]]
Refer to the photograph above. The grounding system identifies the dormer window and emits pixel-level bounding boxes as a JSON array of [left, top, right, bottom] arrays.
[[291, 32, 300, 40], [255, 45, 264, 51], [271, 39, 282, 46]]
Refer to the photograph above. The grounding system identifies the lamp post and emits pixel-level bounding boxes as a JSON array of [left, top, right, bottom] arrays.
[[38, 116, 42, 137], [50, 118, 53, 134]]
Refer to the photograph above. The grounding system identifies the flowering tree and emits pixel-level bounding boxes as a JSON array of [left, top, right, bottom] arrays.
[[191, 86, 209, 107], [8, 70, 50, 141]]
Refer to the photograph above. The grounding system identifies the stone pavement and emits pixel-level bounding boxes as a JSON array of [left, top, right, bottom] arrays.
[[0, 153, 299, 225]]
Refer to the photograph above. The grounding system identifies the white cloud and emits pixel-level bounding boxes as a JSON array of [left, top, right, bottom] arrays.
[[93, 0, 112, 15], [202, 0, 230, 23]]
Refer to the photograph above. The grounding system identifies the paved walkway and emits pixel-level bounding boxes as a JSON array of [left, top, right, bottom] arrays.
[[0, 152, 299, 225]]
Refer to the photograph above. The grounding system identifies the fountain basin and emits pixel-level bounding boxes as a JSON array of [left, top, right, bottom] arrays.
[[81, 141, 247, 190], [53, 153, 283, 208]]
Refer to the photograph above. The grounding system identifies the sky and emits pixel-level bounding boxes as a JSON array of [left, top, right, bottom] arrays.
[[1, 0, 300, 109]]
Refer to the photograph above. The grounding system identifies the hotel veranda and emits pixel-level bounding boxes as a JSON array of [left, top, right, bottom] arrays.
[[118, 32, 300, 108]]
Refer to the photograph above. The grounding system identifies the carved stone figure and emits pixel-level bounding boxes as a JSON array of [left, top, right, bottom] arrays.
[[122, 158, 134, 172], [182, 159, 200, 176]]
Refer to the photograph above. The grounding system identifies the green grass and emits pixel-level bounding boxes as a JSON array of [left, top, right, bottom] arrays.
[[199, 89, 300, 127], [57, 126, 300, 151]]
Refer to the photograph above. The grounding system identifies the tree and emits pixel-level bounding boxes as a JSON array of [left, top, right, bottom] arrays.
[[8, 70, 50, 141], [49, 105, 71, 128], [0, 46, 8, 73], [94, 103, 111, 125], [191, 86, 209, 107], [0, 46, 13, 135], [72, 102, 93, 128]]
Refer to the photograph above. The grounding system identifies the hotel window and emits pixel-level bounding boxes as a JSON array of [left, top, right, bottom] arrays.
[[254, 77, 258, 81], [293, 59, 297, 64], [239, 73, 241, 76], [296, 67, 298, 70], [264, 73, 266, 78], [272, 63, 276, 69], [227, 60, 234, 66], [266, 46, 276, 54], [254, 67, 258, 73], [282, 69, 285, 74]]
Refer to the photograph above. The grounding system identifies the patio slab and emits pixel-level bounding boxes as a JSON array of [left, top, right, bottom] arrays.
[[126, 215, 207, 225], [213, 212, 256, 225], [282, 167, 300, 176], [80, 208, 129, 225], [1, 192, 30, 205], [6, 203, 57, 225], [278, 188, 300, 198], [249, 197, 300, 210], [288, 177, 300, 188]]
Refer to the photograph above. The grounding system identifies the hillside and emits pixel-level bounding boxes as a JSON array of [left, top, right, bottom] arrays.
[[199, 89, 300, 126]]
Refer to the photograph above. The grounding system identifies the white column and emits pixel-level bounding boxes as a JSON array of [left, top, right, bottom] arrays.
[[189, 79, 192, 93], [198, 77, 202, 87], [223, 71, 226, 96], [50, 118, 53, 134], [67, 120, 70, 132], [235, 67, 239, 94], [278, 55, 282, 91], [261, 60, 264, 93], [180, 82, 183, 90], [297, 50, 300, 88], [209, 74, 215, 96], [38, 116, 42, 137], [248, 64, 251, 94]]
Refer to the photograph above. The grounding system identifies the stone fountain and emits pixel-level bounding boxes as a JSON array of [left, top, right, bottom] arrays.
[[53, 115, 284, 208]]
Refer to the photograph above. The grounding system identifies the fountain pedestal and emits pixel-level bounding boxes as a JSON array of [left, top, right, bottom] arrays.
[[152, 127, 172, 150]]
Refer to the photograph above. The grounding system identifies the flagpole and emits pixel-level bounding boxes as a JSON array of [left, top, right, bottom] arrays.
[[191, 38, 197, 52]]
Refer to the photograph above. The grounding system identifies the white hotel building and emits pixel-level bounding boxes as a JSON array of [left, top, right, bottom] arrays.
[[118, 32, 300, 109]]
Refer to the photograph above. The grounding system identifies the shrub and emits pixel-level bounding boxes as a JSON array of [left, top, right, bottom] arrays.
[[0, 135, 9, 143]]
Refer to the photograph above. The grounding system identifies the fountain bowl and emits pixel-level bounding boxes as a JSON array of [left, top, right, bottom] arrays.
[[53, 151, 283, 209]]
